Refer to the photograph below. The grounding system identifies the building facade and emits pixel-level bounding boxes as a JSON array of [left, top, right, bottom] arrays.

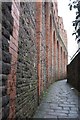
[[1, 0, 68, 119]]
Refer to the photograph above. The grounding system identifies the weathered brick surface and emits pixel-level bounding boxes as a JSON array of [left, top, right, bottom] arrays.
[[45, 2, 51, 87], [57, 41, 60, 79], [49, 11, 53, 84], [7, 1, 20, 119], [52, 1, 68, 81], [1, 2, 13, 119], [53, 31, 57, 80], [36, 1, 42, 101], [1, 1, 68, 119], [1, 1, 20, 119], [16, 2, 37, 118]]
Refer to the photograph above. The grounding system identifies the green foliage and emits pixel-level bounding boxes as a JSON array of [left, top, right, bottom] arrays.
[[68, 0, 78, 10], [68, 0, 80, 42]]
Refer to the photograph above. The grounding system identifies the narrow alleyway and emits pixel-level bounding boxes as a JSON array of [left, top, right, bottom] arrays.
[[33, 80, 79, 118], [1, 2, 80, 119]]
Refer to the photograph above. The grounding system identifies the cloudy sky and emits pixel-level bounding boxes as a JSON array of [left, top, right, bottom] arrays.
[[57, 0, 78, 63]]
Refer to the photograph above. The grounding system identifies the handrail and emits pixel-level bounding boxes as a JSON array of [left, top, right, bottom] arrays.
[[70, 48, 80, 61]]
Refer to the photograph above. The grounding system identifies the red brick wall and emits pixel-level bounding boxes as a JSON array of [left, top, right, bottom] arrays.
[[7, 1, 20, 119], [53, 1, 68, 80], [57, 41, 60, 79], [65, 54, 68, 78], [2, 1, 68, 118], [36, 1, 42, 102], [63, 51, 65, 78], [50, 14, 53, 83], [16, 2, 38, 118], [53, 31, 57, 80], [45, 2, 50, 88], [62, 49, 64, 79], [53, 1, 58, 27], [58, 16, 67, 48]]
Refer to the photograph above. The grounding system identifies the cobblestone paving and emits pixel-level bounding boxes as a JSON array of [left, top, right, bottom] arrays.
[[33, 80, 80, 119]]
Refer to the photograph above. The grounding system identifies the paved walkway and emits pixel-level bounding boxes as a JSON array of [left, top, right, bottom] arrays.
[[34, 80, 79, 119]]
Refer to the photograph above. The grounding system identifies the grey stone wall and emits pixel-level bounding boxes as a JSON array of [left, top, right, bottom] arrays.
[[16, 2, 38, 118], [1, 2, 13, 119]]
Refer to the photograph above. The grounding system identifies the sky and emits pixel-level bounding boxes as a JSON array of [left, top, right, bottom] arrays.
[[57, 0, 78, 63]]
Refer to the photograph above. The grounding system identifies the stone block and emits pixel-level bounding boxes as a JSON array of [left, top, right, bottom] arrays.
[[2, 14, 13, 35], [2, 51, 12, 64], [2, 95, 9, 107], [2, 12, 13, 27], [2, 74, 7, 86], [2, 104, 9, 119], [2, 2, 12, 13], [2, 62, 11, 75], [2, 27, 10, 40], [2, 35, 9, 52], [2, 86, 7, 96]]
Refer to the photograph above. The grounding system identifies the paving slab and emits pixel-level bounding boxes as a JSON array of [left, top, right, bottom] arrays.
[[33, 80, 79, 119]]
